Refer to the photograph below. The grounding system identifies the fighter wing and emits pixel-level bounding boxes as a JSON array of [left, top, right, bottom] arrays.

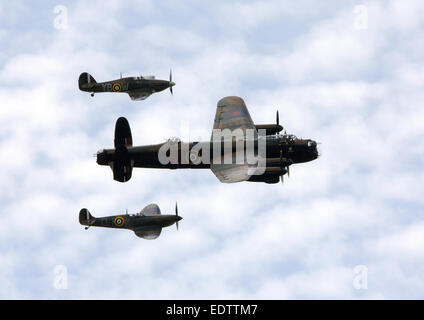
[[134, 227, 162, 239], [210, 96, 257, 183], [127, 91, 151, 101]]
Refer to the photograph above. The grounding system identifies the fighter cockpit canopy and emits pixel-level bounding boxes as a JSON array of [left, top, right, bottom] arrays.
[[139, 203, 161, 216], [132, 75, 155, 80]]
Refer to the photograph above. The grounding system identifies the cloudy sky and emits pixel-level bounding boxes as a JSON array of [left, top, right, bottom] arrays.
[[0, 0, 423, 299]]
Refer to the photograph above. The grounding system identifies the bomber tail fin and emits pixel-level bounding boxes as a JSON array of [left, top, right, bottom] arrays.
[[112, 117, 133, 182], [79, 208, 96, 228], [78, 72, 97, 90]]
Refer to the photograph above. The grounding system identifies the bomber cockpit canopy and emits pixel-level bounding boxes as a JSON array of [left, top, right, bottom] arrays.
[[280, 134, 297, 143], [288, 134, 297, 141]]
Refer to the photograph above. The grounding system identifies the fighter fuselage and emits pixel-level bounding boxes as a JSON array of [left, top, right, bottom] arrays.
[[80, 77, 172, 94], [80, 212, 181, 230]]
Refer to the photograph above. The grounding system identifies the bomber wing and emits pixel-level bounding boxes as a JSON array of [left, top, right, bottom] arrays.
[[210, 96, 257, 183]]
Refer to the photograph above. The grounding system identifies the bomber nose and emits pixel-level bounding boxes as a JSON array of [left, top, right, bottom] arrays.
[[176, 216, 182, 221]]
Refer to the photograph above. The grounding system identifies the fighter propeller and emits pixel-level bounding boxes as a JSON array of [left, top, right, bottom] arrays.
[[175, 202, 180, 230], [169, 69, 175, 95]]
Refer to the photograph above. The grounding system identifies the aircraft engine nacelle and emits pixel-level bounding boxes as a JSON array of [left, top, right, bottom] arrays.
[[266, 157, 293, 168], [255, 124, 283, 135], [248, 166, 286, 184]]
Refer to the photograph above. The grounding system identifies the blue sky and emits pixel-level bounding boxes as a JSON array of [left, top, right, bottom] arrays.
[[0, 0, 423, 299]]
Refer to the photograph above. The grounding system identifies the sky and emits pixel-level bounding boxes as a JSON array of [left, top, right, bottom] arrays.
[[0, 0, 423, 299]]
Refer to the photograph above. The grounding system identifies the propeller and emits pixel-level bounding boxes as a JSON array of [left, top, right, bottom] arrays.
[[274, 110, 284, 135], [280, 149, 284, 184], [279, 148, 291, 184], [175, 202, 179, 231], [169, 69, 175, 95]]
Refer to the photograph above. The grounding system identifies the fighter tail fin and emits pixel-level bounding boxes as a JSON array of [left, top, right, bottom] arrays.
[[78, 72, 97, 90], [79, 208, 95, 225]]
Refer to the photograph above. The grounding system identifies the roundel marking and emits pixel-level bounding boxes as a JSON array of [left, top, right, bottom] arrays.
[[112, 83, 122, 92], [114, 216, 125, 227], [186, 150, 201, 165], [189, 152, 198, 163]]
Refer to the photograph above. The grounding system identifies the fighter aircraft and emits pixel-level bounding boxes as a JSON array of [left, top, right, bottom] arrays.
[[96, 96, 319, 184], [78, 70, 175, 100], [79, 203, 181, 239]]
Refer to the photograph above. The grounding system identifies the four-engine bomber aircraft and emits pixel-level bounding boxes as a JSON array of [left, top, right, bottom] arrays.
[[96, 96, 319, 184], [79, 203, 182, 239], [78, 70, 175, 100]]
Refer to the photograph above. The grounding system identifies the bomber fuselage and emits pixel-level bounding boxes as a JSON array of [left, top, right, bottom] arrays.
[[97, 134, 318, 170]]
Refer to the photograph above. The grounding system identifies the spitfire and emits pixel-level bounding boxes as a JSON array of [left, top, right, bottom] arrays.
[[96, 96, 319, 184], [78, 70, 175, 100], [79, 203, 182, 239]]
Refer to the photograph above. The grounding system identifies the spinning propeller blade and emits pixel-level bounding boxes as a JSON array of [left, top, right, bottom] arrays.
[[169, 69, 174, 95], [175, 202, 179, 231], [279, 147, 291, 184], [280, 149, 284, 184]]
